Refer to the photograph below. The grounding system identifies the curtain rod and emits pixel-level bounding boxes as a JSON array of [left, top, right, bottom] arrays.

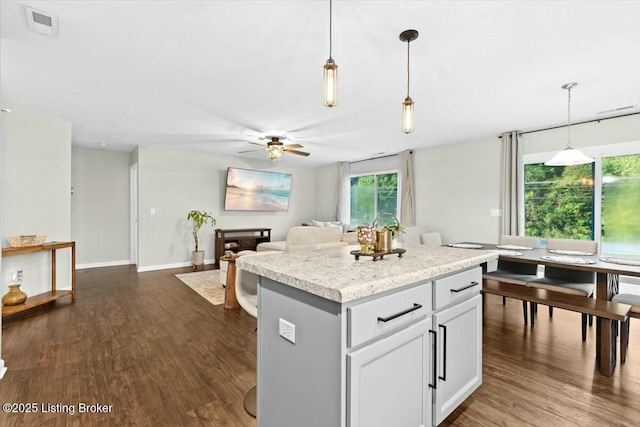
[[349, 150, 412, 165], [499, 111, 639, 138]]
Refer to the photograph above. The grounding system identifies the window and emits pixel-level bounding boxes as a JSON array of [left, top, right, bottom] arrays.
[[524, 163, 594, 240], [350, 172, 398, 225], [523, 143, 640, 255], [601, 154, 640, 254]]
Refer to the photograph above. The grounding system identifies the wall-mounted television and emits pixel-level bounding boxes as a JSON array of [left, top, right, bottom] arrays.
[[224, 167, 292, 211]]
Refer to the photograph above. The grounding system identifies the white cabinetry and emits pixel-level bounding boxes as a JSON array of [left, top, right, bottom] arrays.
[[257, 266, 483, 427], [348, 318, 432, 427], [432, 294, 482, 425]]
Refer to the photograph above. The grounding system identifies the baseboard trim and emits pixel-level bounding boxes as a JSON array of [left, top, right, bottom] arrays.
[[137, 259, 215, 273], [0, 359, 6, 379], [76, 260, 132, 270]]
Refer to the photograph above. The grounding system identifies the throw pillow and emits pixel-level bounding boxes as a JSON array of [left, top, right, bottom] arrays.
[[311, 220, 324, 227]]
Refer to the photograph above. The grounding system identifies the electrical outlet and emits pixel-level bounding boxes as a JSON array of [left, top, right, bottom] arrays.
[[279, 318, 295, 344]]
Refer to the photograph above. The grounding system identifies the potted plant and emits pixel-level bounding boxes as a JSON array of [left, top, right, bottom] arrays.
[[187, 210, 216, 268], [383, 222, 405, 239]]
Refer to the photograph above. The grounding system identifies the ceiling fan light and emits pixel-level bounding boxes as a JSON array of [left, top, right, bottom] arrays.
[[266, 145, 284, 161], [323, 58, 338, 107], [544, 146, 594, 166], [402, 97, 414, 134]]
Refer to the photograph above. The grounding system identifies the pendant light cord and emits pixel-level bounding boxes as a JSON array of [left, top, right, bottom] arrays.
[[329, 0, 333, 60], [406, 40, 410, 97], [567, 86, 572, 148]]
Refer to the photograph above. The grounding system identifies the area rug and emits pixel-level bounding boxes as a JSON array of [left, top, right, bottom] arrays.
[[175, 269, 225, 306]]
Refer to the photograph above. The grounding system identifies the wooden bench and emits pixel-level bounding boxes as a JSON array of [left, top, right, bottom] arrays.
[[482, 281, 631, 322]]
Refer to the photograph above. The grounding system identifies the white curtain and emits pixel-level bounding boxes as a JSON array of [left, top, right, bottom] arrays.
[[500, 131, 522, 236], [335, 162, 350, 223], [400, 150, 415, 226]]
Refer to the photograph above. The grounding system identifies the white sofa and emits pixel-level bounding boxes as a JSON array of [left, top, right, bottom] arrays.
[[221, 226, 350, 283], [257, 226, 349, 252]]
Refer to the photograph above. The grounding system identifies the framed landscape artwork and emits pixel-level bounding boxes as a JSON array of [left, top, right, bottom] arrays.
[[224, 167, 292, 211]]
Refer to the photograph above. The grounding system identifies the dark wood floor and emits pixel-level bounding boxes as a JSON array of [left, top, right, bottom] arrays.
[[1, 265, 638, 426]]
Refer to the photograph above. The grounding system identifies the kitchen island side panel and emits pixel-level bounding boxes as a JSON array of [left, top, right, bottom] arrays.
[[258, 278, 345, 427]]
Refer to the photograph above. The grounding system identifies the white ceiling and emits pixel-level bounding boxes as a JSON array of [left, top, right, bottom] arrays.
[[2, 1, 639, 166]]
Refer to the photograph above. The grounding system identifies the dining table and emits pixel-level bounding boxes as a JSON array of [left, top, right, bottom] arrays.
[[452, 242, 640, 377]]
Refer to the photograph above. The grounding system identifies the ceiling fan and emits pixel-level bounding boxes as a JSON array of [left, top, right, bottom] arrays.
[[239, 136, 310, 160]]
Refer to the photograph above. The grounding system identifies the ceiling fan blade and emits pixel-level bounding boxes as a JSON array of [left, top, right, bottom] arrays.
[[248, 142, 266, 147], [284, 143, 303, 149], [284, 149, 310, 157], [238, 148, 265, 153]]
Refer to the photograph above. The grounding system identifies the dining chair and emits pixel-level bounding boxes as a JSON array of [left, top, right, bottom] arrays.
[[611, 293, 640, 363], [526, 238, 598, 341], [419, 232, 442, 247], [482, 235, 542, 324]]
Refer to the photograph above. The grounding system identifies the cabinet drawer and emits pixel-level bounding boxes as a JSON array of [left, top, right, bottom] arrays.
[[348, 282, 431, 348], [433, 267, 481, 310]]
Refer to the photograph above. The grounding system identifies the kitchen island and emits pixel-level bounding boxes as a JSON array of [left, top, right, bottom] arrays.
[[237, 244, 498, 427]]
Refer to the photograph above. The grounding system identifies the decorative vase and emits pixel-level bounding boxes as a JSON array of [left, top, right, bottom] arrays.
[[357, 225, 377, 254], [2, 284, 27, 306], [375, 229, 393, 253], [192, 250, 205, 269]]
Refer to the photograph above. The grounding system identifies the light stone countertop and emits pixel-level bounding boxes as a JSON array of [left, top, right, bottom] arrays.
[[236, 243, 498, 303]]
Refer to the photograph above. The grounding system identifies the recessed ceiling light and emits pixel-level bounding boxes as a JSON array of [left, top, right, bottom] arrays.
[[98, 142, 109, 147]]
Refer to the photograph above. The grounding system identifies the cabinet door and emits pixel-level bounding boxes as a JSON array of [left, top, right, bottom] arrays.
[[432, 294, 482, 426], [348, 317, 432, 427]]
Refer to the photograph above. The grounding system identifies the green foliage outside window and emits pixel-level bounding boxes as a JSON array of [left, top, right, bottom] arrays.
[[524, 163, 594, 239], [350, 173, 398, 225], [602, 155, 640, 249], [525, 154, 640, 254]]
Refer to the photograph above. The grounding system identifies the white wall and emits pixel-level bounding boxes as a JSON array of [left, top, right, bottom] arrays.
[[412, 114, 640, 245], [0, 109, 5, 377], [1, 104, 72, 298], [136, 146, 317, 271], [520, 114, 640, 154], [71, 146, 130, 268], [414, 137, 502, 244], [314, 163, 339, 221]]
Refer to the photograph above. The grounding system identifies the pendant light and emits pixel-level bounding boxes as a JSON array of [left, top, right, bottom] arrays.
[[544, 82, 594, 166], [323, 0, 338, 107], [400, 29, 418, 134]]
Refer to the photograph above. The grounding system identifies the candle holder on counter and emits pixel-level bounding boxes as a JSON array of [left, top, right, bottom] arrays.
[[357, 225, 377, 254]]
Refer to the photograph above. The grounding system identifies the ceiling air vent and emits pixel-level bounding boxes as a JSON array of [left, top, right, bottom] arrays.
[[24, 6, 59, 38]]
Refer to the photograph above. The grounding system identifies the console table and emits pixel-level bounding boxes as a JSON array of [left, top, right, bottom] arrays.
[[214, 228, 270, 268], [2, 241, 76, 317]]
